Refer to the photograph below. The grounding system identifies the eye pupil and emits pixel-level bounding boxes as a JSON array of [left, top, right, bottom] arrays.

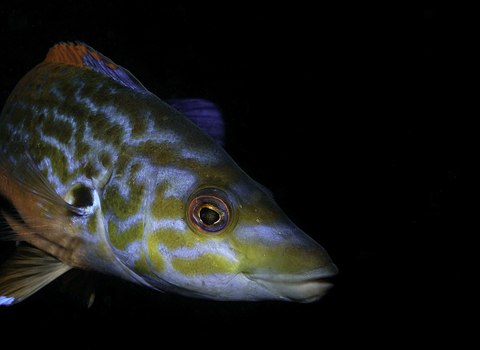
[[199, 207, 220, 225]]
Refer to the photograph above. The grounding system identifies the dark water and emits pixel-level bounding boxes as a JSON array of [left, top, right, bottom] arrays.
[[0, 3, 471, 345]]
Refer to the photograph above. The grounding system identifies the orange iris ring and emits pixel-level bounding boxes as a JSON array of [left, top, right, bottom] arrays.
[[186, 188, 235, 236]]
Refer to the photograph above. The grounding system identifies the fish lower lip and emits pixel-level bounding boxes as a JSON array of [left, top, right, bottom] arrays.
[[245, 264, 339, 302]]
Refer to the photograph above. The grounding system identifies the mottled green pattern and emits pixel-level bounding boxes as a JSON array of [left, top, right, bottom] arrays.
[[103, 184, 145, 220], [108, 222, 144, 251]]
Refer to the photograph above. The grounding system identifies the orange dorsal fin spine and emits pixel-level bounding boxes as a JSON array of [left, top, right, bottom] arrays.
[[44, 41, 149, 94], [45, 41, 93, 68]]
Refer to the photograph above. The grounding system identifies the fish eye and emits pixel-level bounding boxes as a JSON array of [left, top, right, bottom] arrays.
[[188, 188, 231, 234]]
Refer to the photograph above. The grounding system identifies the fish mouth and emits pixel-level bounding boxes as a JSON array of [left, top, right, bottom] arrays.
[[245, 263, 339, 303]]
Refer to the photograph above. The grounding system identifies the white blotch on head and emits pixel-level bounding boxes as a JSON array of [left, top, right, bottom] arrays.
[[181, 148, 219, 166], [123, 241, 144, 266], [156, 167, 197, 198], [151, 219, 188, 232], [234, 223, 302, 246]]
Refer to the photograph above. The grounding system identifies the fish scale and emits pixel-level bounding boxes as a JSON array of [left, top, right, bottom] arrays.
[[0, 42, 337, 306]]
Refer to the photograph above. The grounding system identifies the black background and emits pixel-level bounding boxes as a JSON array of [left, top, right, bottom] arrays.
[[0, 2, 473, 346]]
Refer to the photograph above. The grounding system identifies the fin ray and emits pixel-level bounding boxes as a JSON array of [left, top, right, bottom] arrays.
[[0, 146, 82, 243], [45, 41, 149, 94], [0, 245, 72, 305], [167, 99, 226, 146], [0, 146, 85, 264]]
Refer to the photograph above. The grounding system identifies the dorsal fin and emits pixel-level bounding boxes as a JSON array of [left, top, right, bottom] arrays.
[[167, 99, 226, 147], [44, 41, 149, 94]]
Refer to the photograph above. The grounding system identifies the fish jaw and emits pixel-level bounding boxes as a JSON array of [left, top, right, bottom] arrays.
[[243, 263, 339, 303], [139, 224, 339, 302], [230, 226, 339, 302]]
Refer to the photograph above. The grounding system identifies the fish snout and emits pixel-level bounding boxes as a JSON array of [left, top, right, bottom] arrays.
[[232, 223, 339, 302]]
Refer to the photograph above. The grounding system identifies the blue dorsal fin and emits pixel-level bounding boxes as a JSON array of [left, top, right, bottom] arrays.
[[167, 99, 226, 147], [44, 41, 150, 94]]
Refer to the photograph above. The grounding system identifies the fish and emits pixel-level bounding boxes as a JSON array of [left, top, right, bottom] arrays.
[[0, 42, 338, 306]]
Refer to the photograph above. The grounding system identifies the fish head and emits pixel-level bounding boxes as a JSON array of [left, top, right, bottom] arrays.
[[126, 144, 338, 303]]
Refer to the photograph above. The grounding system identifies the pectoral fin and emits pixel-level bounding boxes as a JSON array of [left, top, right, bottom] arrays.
[[0, 146, 85, 261], [0, 245, 72, 305]]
